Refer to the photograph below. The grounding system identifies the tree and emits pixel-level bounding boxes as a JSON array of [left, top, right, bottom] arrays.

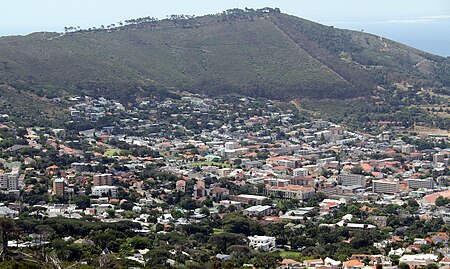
[[144, 248, 170, 267], [227, 245, 251, 259], [0, 218, 16, 254], [202, 198, 213, 208], [351, 231, 372, 248], [406, 198, 419, 208], [35, 225, 55, 257], [120, 200, 134, 211], [262, 198, 273, 206], [180, 197, 200, 210], [106, 209, 115, 218], [389, 254, 400, 265], [97, 254, 120, 269], [423, 264, 439, 269], [200, 207, 210, 216], [222, 213, 263, 236], [435, 196, 450, 207], [73, 195, 91, 209], [253, 252, 281, 269], [209, 233, 247, 253], [350, 166, 364, 175]]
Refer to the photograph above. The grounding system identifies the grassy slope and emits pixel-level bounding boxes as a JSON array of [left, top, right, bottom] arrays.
[[0, 84, 67, 126], [272, 14, 446, 87], [0, 16, 349, 100], [0, 10, 448, 128]]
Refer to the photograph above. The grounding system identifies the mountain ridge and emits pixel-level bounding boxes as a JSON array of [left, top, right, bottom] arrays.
[[0, 8, 448, 104]]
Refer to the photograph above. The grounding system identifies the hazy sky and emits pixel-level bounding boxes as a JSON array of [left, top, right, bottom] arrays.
[[1, 0, 449, 56]]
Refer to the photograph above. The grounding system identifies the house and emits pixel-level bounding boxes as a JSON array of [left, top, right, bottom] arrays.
[[279, 259, 302, 269], [324, 257, 341, 268], [399, 254, 438, 267], [431, 234, 449, 245], [343, 260, 364, 269], [243, 205, 271, 217], [91, 186, 117, 198], [46, 165, 59, 175], [157, 213, 174, 224], [389, 248, 405, 257], [367, 216, 388, 228], [194, 180, 206, 198], [0, 206, 19, 218], [229, 194, 267, 205], [413, 238, 432, 246], [176, 180, 186, 192], [219, 200, 243, 210], [290, 176, 315, 187], [216, 254, 232, 261], [303, 258, 324, 268], [273, 165, 290, 175], [209, 187, 229, 199], [248, 235, 276, 252], [280, 207, 315, 220], [350, 254, 392, 267], [264, 185, 315, 200], [439, 257, 450, 267]]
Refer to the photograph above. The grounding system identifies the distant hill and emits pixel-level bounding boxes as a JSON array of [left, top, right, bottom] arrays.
[[0, 8, 448, 103]]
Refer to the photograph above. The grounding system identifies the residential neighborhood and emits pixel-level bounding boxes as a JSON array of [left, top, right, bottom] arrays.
[[0, 93, 449, 268]]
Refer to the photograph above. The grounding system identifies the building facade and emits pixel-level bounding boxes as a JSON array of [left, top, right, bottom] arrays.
[[93, 174, 112, 186], [339, 174, 366, 188], [407, 178, 435, 189], [53, 178, 66, 196], [248, 235, 276, 251], [372, 179, 399, 194], [293, 168, 309, 177], [91, 186, 117, 197], [0, 173, 19, 190], [264, 185, 315, 200]]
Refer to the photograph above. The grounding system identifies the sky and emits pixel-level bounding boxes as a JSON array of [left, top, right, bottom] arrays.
[[1, 0, 449, 56]]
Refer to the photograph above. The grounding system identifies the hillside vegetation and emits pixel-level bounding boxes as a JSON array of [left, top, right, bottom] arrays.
[[0, 8, 448, 104], [0, 84, 68, 126]]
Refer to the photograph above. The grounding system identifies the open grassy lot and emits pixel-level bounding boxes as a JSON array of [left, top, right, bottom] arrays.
[[213, 228, 225, 234], [104, 148, 123, 156], [413, 126, 449, 137]]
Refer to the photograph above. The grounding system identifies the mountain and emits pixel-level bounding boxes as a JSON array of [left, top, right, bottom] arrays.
[[0, 8, 448, 104]]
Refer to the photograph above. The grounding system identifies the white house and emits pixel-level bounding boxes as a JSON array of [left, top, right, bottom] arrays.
[[248, 235, 276, 252], [399, 254, 438, 267], [0, 206, 19, 218], [91, 186, 117, 197], [243, 205, 271, 216]]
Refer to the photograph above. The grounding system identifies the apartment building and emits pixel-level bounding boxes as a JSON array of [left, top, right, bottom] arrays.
[[339, 174, 366, 188], [372, 179, 400, 194], [53, 178, 66, 196], [264, 185, 315, 200], [407, 178, 435, 190], [0, 173, 19, 190], [93, 173, 112, 186]]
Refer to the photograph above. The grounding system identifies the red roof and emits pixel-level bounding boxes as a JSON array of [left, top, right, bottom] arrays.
[[47, 165, 59, 169], [343, 260, 364, 267], [280, 259, 302, 265]]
